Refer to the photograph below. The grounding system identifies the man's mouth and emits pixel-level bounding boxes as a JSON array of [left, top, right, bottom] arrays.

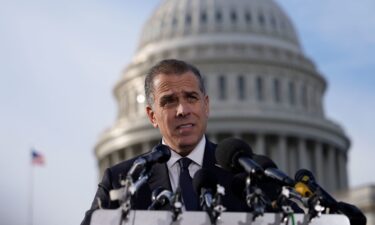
[[177, 123, 194, 129]]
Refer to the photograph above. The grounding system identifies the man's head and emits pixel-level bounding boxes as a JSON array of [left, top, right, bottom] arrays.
[[145, 59, 209, 156]]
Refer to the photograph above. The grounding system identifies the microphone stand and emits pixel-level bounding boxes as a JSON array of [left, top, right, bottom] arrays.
[[212, 185, 227, 225], [273, 187, 299, 224], [306, 190, 325, 222], [201, 184, 226, 225], [109, 161, 153, 225], [170, 187, 183, 222], [244, 175, 270, 221]]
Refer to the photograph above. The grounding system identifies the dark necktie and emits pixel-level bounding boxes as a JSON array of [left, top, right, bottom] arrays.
[[178, 157, 199, 210]]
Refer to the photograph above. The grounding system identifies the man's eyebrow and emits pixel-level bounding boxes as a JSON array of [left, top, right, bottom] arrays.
[[160, 93, 175, 99], [159, 93, 176, 104], [184, 91, 199, 96]]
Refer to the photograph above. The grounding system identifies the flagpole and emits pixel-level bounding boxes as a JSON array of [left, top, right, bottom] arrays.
[[29, 150, 34, 225]]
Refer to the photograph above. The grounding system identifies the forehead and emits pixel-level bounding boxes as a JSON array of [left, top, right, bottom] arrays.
[[152, 72, 201, 95]]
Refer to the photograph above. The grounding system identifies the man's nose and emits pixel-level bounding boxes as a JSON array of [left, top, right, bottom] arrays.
[[176, 102, 191, 117]]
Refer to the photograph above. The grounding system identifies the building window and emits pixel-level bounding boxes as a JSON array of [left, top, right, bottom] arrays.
[[215, 10, 222, 23], [273, 78, 281, 103], [256, 76, 264, 101], [301, 84, 307, 108], [172, 17, 178, 27], [258, 13, 265, 26], [160, 19, 165, 29], [201, 11, 207, 24], [271, 16, 276, 28], [230, 10, 237, 24], [123, 92, 129, 115], [185, 14, 192, 26], [238, 75, 246, 100], [288, 81, 295, 105], [218, 75, 227, 100], [245, 12, 252, 24]]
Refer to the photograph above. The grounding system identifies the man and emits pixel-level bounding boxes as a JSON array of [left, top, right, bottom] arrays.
[[81, 59, 246, 225]]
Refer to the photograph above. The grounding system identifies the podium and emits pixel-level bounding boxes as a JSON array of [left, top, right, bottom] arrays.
[[91, 209, 350, 225]]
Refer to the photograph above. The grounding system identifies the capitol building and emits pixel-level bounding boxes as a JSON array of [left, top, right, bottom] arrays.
[[94, 0, 374, 222]]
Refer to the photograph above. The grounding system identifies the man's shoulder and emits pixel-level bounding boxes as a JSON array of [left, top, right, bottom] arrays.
[[105, 151, 151, 181], [205, 138, 217, 150]]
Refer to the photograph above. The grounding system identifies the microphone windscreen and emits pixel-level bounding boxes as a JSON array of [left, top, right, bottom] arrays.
[[192, 168, 218, 195], [253, 154, 278, 169], [152, 144, 171, 163], [215, 137, 253, 173]]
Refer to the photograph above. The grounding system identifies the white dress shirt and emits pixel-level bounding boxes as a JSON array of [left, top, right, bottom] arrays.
[[164, 136, 206, 192]]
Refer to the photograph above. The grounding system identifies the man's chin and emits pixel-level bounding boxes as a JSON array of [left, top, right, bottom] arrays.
[[176, 140, 198, 155]]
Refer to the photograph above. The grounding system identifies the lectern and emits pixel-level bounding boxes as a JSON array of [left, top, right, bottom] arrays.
[[91, 209, 350, 225]]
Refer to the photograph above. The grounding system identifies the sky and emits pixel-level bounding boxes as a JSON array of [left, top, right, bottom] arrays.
[[0, 0, 374, 225]]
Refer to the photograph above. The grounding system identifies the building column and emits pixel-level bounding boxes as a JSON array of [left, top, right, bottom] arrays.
[[255, 133, 266, 155], [342, 152, 348, 189], [338, 149, 348, 190], [287, 141, 297, 176], [298, 138, 308, 170], [314, 141, 324, 184], [111, 151, 120, 165], [126, 146, 135, 160], [327, 145, 336, 192], [278, 135, 287, 172]]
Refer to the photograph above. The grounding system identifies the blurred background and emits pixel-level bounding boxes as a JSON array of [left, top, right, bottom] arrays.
[[0, 0, 374, 225]]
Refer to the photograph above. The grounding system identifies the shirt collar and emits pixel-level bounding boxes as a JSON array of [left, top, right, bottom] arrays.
[[165, 136, 206, 168]]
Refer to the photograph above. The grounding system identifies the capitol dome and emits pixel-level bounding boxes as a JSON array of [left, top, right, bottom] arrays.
[[95, 0, 350, 193]]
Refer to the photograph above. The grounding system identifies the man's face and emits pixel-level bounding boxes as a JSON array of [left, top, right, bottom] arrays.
[[146, 71, 209, 156]]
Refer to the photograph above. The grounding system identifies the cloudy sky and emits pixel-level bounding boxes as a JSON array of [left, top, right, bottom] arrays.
[[0, 0, 374, 225]]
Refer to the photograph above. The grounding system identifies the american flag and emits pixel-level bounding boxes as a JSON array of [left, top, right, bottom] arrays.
[[31, 149, 45, 166]]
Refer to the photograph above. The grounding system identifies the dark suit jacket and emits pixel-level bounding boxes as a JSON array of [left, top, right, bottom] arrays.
[[81, 140, 247, 225]]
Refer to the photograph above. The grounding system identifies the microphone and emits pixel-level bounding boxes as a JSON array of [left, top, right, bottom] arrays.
[[295, 169, 367, 225], [215, 137, 263, 175], [126, 144, 171, 195], [193, 169, 225, 224], [128, 144, 171, 176], [148, 187, 173, 210], [193, 168, 218, 210], [253, 154, 296, 187], [294, 169, 338, 209]]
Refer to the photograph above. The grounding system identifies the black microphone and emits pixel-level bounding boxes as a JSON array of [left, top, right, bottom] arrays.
[[193, 169, 225, 225], [148, 187, 173, 210], [193, 168, 218, 210], [141, 144, 171, 165], [128, 144, 171, 176], [294, 169, 338, 209], [336, 202, 367, 225], [215, 137, 263, 175], [295, 169, 367, 225], [253, 154, 296, 187]]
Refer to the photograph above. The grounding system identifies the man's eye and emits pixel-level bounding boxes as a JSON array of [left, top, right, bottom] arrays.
[[187, 95, 198, 102], [160, 98, 177, 107]]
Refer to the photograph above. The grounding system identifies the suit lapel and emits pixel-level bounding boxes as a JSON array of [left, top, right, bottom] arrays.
[[202, 140, 218, 170], [147, 162, 172, 191]]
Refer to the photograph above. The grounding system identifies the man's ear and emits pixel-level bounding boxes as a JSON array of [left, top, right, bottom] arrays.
[[146, 105, 158, 128]]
